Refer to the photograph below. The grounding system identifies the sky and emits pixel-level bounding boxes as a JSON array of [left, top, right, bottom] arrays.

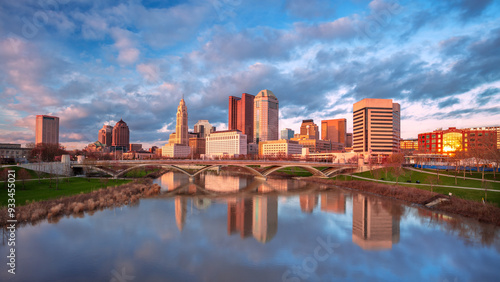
[[0, 0, 499, 150]]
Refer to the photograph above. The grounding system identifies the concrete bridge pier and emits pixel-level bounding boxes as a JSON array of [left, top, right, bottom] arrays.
[[255, 176, 267, 181], [189, 176, 195, 182]]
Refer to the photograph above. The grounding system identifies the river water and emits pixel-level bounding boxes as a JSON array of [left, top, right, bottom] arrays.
[[1, 171, 500, 281]]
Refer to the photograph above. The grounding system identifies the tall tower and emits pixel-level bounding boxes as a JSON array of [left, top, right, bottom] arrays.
[[299, 120, 319, 140], [353, 98, 400, 156], [174, 98, 188, 145], [228, 93, 255, 142], [253, 89, 279, 143], [35, 115, 59, 145], [112, 119, 130, 150], [321, 118, 347, 144], [98, 124, 113, 146]]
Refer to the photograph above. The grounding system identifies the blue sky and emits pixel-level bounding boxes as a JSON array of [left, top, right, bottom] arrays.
[[1, 0, 499, 149]]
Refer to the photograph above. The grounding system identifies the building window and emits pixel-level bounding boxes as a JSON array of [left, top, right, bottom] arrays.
[[432, 134, 436, 138]]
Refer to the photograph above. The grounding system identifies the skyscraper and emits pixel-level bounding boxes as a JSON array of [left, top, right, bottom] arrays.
[[229, 93, 255, 142], [35, 115, 59, 145], [112, 119, 130, 150], [353, 98, 400, 156], [280, 128, 294, 140], [98, 124, 112, 146], [299, 119, 319, 140], [174, 98, 188, 146], [321, 118, 347, 145], [194, 120, 216, 138], [253, 89, 279, 143]]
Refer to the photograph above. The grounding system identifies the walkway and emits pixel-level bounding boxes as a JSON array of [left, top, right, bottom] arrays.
[[406, 167, 500, 183]]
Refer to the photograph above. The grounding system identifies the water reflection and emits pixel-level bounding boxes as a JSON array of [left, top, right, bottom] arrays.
[[352, 195, 400, 250], [2, 172, 498, 282]]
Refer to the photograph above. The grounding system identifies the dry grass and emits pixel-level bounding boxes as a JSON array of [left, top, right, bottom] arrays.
[[0, 179, 161, 227]]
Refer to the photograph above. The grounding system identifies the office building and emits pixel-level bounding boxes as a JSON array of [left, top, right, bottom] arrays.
[[299, 119, 319, 140], [0, 144, 31, 162], [189, 137, 206, 156], [129, 144, 142, 151], [321, 118, 347, 145], [400, 139, 418, 152], [353, 98, 400, 156], [346, 133, 353, 148], [229, 93, 255, 142], [162, 143, 191, 158], [254, 89, 279, 143], [35, 115, 59, 145], [112, 119, 130, 151], [206, 130, 247, 158], [258, 139, 302, 157], [466, 126, 500, 150], [174, 98, 189, 146], [281, 128, 295, 140], [98, 124, 113, 147], [418, 127, 497, 155], [194, 120, 216, 138]]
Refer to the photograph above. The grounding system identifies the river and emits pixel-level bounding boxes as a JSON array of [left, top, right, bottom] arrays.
[[1, 171, 499, 281]]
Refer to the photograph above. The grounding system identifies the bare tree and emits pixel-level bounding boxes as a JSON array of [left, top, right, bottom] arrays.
[[18, 168, 30, 190], [426, 174, 438, 193]]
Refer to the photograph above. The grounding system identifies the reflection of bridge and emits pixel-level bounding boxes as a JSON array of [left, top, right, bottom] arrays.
[[71, 160, 358, 180]]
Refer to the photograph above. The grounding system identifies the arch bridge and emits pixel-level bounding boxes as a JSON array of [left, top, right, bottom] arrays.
[[71, 160, 358, 180]]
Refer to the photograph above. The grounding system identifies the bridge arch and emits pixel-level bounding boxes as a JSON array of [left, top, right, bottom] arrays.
[[261, 165, 327, 177]]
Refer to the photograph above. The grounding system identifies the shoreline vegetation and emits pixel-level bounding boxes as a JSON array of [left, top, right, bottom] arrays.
[[0, 179, 160, 227]]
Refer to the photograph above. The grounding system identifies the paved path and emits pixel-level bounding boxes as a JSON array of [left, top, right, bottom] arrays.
[[346, 174, 500, 193], [406, 167, 500, 183]]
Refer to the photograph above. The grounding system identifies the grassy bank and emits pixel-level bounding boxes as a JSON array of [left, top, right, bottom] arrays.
[[420, 168, 499, 181], [332, 168, 500, 206], [0, 177, 131, 206], [0, 165, 52, 180]]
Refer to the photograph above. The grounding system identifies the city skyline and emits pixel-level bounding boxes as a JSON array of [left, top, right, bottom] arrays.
[[1, 1, 499, 150]]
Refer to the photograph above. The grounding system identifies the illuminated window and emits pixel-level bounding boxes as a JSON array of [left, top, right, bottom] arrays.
[[443, 132, 463, 153]]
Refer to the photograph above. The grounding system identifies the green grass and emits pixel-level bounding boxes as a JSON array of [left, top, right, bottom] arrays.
[[0, 166, 52, 180], [420, 168, 500, 181], [276, 167, 313, 177], [331, 168, 500, 206], [0, 177, 131, 206], [123, 167, 162, 178], [356, 169, 500, 190]]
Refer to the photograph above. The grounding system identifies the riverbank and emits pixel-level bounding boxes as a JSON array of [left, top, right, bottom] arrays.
[[301, 177, 500, 226], [0, 179, 161, 227]]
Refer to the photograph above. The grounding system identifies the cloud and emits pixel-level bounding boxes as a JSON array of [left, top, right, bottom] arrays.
[[437, 97, 460, 109], [111, 28, 140, 65], [284, 0, 336, 19]]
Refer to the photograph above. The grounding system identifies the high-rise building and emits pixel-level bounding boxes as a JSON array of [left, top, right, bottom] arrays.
[[112, 119, 130, 150], [174, 98, 189, 146], [254, 89, 279, 143], [346, 133, 353, 148], [299, 120, 319, 140], [321, 118, 347, 145], [229, 93, 255, 142], [281, 128, 295, 140], [35, 115, 59, 145], [258, 139, 302, 157], [194, 120, 216, 138], [98, 124, 112, 147], [353, 98, 400, 156]]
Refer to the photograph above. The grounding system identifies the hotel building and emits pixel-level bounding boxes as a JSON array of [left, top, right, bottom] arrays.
[[418, 127, 497, 155], [258, 139, 303, 157], [321, 118, 347, 145], [353, 98, 401, 157], [206, 130, 247, 158], [35, 115, 59, 145], [254, 90, 279, 143], [229, 93, 255, 142]]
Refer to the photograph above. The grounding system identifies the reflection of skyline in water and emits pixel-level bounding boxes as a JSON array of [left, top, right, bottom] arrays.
[[3, 171, 499, 281], [352, 194, 400, 250]]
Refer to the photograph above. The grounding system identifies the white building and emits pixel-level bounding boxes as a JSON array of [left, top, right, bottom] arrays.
[[259, 139, 303, 157], [206, 130, 247, 158], [162, 143, 191, 158]]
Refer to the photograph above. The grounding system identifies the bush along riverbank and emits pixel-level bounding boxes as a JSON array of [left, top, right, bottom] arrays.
[[0, 179, 160, 227], [303, 178, 500, 226]]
